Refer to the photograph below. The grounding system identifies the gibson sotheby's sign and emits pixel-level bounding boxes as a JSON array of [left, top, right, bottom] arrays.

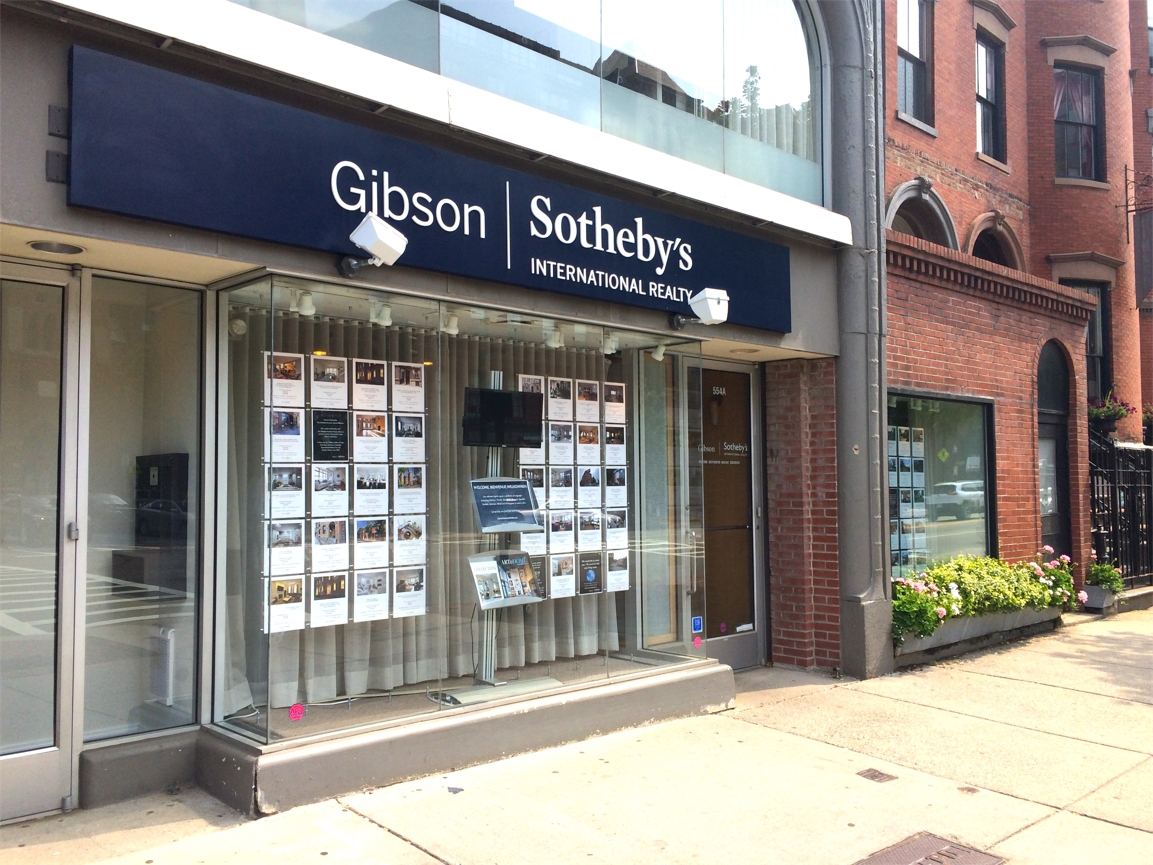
[[69, 47, 791, 332]]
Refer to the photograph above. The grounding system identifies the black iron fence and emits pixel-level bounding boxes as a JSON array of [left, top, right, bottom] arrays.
[[1089, 427, 1153, 589]]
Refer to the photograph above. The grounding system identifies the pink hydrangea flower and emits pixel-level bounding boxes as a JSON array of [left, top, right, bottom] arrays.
[[1031, 562, 1044, 576], [1059, 555, 1071, 564], [1077, 590, 1088, 604], [1043, 545, 1055, 554], [935, 607, 946, 619], [1115, 568, 1123, 575]]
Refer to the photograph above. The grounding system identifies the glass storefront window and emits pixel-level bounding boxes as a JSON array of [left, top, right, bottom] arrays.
[[217, 275, 703, 743], [83, 278, 203, 741], [227, 0, 822, 203], [887, 396, 991, 577]]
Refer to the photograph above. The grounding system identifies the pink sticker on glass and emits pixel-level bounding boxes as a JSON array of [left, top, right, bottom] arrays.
[[288, 703, 305, 721], [693, 636, 702, 648]]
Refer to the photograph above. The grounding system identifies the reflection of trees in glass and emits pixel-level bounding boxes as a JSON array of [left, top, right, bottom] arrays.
[[717, 63, 814, 162]]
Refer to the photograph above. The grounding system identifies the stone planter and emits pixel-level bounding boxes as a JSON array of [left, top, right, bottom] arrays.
[[895, 606, 1062, 658], [1090, 417, 1119, 435], [1081, 584, 1117, 612]]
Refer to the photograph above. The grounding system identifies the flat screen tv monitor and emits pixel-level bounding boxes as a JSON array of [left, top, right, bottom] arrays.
[[462, 388, 544, 448]]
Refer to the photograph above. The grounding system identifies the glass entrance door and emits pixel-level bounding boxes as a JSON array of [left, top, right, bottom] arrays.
[[0, 270, 81, 819], [700, 364, 763, 669]]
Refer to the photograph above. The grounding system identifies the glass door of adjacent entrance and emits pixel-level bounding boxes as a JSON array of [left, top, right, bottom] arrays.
[[0, 267, 82, 819], [699, 364, 763, 669]]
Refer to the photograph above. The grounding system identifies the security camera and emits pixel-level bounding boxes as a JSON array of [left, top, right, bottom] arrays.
[[687, 288, 729, 326], [349, 212, 408, 267]]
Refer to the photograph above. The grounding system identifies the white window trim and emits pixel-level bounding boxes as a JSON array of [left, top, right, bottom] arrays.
[[50, 0, 852, 247]]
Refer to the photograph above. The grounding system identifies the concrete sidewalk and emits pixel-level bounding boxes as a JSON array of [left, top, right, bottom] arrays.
[[3, 608, 1151, 864]]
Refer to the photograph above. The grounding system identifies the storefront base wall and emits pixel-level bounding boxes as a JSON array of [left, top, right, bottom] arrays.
[[78, 730, 199, 809], [764, 358, 840, 669], [199, 662, 734, 816], [886, 234, 1094, 568]]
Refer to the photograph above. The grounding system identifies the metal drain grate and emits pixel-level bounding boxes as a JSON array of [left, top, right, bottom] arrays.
[[857, 768, 898, 783], [852, 832, 1003, 865]]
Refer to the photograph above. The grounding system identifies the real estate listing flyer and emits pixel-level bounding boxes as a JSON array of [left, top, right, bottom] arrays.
[[353, 517, 390, 569], [606, 548, 629, 592], [391, 362, 425, 413], [266, 409, 305, 463], [310, 518, 350, 571], [393, 464, 426, 513], [577, 550, 602, 594], [352, 411, 388, 462], [604, 467, 627, 508], [267, 464, 305, 519], [392, 414, 425, 462], [265, 520, 305, 576], [354, 464, 389, 514], [576, 424, 600, 464], [310, 355, 348, 410], [603, 382, 626, 424], [311, 464, 349, 517], [352, 359, 388, 411], [353, 569, 390, 622], [265, 352, 305, 407], [547, 377, 573, 421], [604, 424, 626, 465], [310, 573, 349, 628], [548, 510, 574, 553], [549, 553, 576, 598], [575, 379, 600, 422], [393, 515, 427, 565], [393, 566, 426, 617], [267, 577, 305, 633]]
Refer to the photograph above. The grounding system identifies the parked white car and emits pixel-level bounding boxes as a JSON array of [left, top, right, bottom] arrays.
[[928, 481, 985, 521]]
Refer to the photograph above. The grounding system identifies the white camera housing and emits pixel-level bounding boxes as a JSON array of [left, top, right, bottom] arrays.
[[688, 287, 730, 325], [349, 212, 408, 266]]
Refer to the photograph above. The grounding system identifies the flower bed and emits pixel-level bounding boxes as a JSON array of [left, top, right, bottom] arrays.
[[892, 548, 1083, 650]]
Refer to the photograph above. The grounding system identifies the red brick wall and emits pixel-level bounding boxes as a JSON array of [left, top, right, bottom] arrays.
[[1024, 2, 1143, 441], [884, 0, 1032, 262], [1131, 1, 1153, 183], [886, 232, 1096, 572], [764, 357, 839, 669]]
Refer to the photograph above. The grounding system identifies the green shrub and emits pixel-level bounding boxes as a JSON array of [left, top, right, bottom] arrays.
[[1086, 561, 1124, 594], [892, 549, 1076, 644]]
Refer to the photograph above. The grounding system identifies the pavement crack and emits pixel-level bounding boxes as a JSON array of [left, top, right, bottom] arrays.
[[338, 799, 457, 864], [1064, 754, 1153, 811], [987, 810, 1059, 848], [949, 666, 1153, 710]]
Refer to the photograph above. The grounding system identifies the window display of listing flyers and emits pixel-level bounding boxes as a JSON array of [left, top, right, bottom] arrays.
[[354, 517, 389, 569], [897, 426, 911, 456], [578, 550, 602, 595], [576, 424, 600, 464], [577, 466, 601, 508], [310, 356, 348, 409], [548, 377, 572, 420], [604, 425, 626, 465], [265, 521, 304, 576], [394, 515, 426, 565], [605, 467, 627, 508], [354, 464, 388, 514], [267, 465, 304, 519], [353, 359, 388, 410], [603, 383, 626, 424], [265, 352, 304, 407], [393, 567, 426, 617], [352, 412, 388, 462], [391, 362, 425, 412], [911, 428, 925, 458], [519, 424, 546, 464], [353, 569, 390, 622], [606, 549, 630, 592], [312, 410, 350, 462], [394, 464, 426, 513], [548, 422, 574, 464], [311, 518, 349, 571], [549, 553, 576, 598], [311, 464, 349, 517], [575, 380, 600, 422], [267, 577, 305, 633], [393, 414, 425, 462], [548, 510, 574, 553], [266, 409, 305, 462], [518, 374, 544, 396], [310, 573, 348, 628]]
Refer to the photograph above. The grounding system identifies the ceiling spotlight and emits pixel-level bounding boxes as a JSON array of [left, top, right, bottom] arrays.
[[28, 240, 84, 255], [298, 291, 316, 317], [546, 328, 565, 350], [228, 318, 248, 337], [442, 312, 460, 336], [650, 343, 666, 362], [602, 334, 620, 355]]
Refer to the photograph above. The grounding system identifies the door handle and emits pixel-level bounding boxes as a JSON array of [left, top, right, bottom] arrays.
[[688, 529, 698, 594]]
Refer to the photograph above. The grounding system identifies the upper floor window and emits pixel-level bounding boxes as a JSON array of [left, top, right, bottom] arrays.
[[897, 0, 933, 124], [1061, 279, 1110, 402], [228, 0, 823, 205], [976, 33, 1005, 162], [1054, 65, 1104, 181]]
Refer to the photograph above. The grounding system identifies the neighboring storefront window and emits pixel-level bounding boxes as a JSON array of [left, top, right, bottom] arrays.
[[887, 396, 991, 577], [217, 275, 704, 743], [227, 0, 822, 204], [84, 278, 203, 740]]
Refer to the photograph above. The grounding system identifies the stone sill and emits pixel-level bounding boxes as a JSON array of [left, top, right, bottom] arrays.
[[1054, 176, 1110, 190], [976, 152, 1010, 174], [895, 111, 938, 138]]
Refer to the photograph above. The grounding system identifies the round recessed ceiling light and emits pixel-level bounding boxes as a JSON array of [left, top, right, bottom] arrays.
[[29, 240, 84, 255], [730, 347, 759, 355]]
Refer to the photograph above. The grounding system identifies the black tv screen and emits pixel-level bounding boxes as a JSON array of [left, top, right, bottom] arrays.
[[462, 388, 544, 448]]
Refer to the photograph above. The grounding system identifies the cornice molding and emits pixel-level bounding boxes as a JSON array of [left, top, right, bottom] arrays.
[[971, 0, 1017, 32], [1040, 35, 1118, 57], [1046, 251, 1126, 269], [887, 232, 1097, 323]]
